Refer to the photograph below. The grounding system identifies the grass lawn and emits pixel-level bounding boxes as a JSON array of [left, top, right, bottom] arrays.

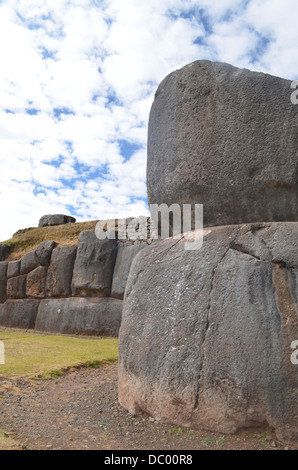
[[0, 329, 118, 379]]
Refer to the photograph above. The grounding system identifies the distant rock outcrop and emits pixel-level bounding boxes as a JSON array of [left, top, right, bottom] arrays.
[[147, 60, 298, 227], [38, 214, 76, 227]]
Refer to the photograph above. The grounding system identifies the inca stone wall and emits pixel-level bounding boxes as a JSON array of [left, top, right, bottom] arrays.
[[118, 61, 298, 445], [0, 220, 149, 336]]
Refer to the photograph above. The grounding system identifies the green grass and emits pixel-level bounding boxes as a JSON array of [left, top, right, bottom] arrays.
[[0, 329, 118, 379]]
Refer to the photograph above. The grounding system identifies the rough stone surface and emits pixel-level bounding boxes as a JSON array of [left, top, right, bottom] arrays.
[[7, 275, 27, 299], [35, 297, 122, 336], [7, 260, 20, 279], [71, 230, 117, 297], [0, 244, 10, 261], [147, 60, 298, 227], [20, 251, 39, 275], [118, 222, 298, 445], [111, 243, 147, 300], [38, 214, 76, 227], [0, 299, 40, 329], [26, 266, 48, 299], [0, 262, 7, 304], [46, 246, 77, 298], [35, 241, 56, 266]]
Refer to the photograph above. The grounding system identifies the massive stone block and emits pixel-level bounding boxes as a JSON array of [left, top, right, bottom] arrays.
[[7, 275, 27, 299], [0, 262, 7, 304], [71, 230, 117, 297], [0, 299, 40, 329], [7, 260, 20, 279], [111, 243, 147, 300], [35, 297, 122, 336], [147, 60, 298, 227], [118, 222, 298, 445], [26, 266, 48, 299], [34, 241, 56, 266], [46, 246, 77, 298], [20, 251, 39, 275]]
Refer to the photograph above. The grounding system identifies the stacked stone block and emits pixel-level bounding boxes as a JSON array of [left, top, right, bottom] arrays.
[[0, 221, 151, 336]]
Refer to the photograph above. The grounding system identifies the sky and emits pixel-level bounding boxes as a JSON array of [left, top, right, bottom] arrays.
[[0, 0, 298, 240]]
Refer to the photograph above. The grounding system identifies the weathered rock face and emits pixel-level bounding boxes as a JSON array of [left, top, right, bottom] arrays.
[[111, 243, 147, 300], [0, 262, 7, 304], [35, 241, 56, 266], [26, 266, 48, 299], [147, 60, 298, 227], [7, 274, 27, 299], [38, 214, 76, 227], [0, 244, 10, 261], [0, 299, 40, 329], [7, 260, 20, 279], [71, 230, 117, 297], [35, 297, 122, 336], [46, 246, 77, 298], [118, 222, 298, 445]]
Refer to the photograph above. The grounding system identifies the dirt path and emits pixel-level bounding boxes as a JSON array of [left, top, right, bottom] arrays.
[[0, 363, 296, 451]]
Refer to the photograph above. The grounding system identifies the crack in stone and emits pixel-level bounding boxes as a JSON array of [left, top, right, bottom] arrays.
[[229, 241, 261, 261], [191, 227, 241, 415]]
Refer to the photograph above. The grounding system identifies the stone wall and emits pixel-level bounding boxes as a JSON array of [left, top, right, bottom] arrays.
[[118, 61, 298, 446], [0, 226, 149, 336]]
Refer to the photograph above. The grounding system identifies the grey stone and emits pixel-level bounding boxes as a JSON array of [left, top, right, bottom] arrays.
[[34, 241, 56, 266], [0, 262, 7, 304], [7, 260, 20, 279], [35, 297, 122, 336], [0, 244, 10, 261], [20, 251, 39, 275], [7, 275, 27, 299], [26, 266, 48, 299], [46, 246, 77, 298], [147, 60, 298, 228], [0, 299, 40, 329], [111, 243, 147, 300], [71, 230, 117, 297], [118, 222, 298, 445], [38, 214, 76, 227]]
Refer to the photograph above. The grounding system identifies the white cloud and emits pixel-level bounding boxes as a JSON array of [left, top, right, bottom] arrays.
[[0, 0, 297, 240]]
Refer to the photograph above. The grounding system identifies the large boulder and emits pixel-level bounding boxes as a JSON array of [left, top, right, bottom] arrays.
[[34, 241, 56, 266], [35, 297, 122, 336], [7, 274, 27, 299], [7, 260, 20, 279], [0, 262, 7, 304], [26, 266, 48, 299], [0, 299, 40, 329], [71, 230, 117, 297], [46, 246, 77, 298], [38, 214, 76, 227], [118, 222, 298, 445], [147, 60, 298, 227]]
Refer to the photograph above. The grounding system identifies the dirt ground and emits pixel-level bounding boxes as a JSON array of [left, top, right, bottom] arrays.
[[0, 363, 296, 451]]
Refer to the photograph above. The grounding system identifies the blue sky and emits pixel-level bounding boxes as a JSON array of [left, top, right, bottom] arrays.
[[0, 0, 297, 240]]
